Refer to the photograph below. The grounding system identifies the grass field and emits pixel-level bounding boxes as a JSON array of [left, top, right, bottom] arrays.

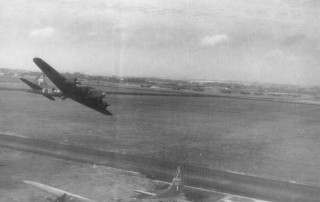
[[0, 147, 155, 202], [2, 77, 320, 186]]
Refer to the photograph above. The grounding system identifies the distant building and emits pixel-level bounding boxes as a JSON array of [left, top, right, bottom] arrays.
[[239, 91, 251, 95], [220, 88, 232, 94]]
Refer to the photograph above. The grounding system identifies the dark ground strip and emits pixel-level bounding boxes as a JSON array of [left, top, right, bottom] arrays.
[[1, 86, 320, 107], [0, 134, 320, 202]]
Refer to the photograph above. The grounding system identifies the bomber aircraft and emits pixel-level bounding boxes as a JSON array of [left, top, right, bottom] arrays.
[[20, 74, 64, 101], [24, 167, 189, 202], [32, 57, 112, 115]]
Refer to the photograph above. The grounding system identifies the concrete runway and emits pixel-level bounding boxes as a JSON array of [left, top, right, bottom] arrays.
[[1, 133, 320, 202]]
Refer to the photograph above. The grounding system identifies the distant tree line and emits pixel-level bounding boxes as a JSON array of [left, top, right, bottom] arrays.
[[3, 67, 320, 96]]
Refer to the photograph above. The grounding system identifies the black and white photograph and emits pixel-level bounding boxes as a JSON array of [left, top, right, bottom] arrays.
[[1, 0, 320, 201]]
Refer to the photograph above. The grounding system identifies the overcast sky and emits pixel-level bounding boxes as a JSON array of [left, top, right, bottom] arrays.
[[1, 0, 320, 85]]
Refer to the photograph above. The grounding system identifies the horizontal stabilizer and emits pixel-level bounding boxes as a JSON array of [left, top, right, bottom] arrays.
[[20, 78, 42, 90], [134, 190, 157, 196]]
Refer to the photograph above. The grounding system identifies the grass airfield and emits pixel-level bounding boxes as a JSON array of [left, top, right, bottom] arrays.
[[0, 147, 153, 202], [2, 77, 320, 189], [1, 147, 264, 202]]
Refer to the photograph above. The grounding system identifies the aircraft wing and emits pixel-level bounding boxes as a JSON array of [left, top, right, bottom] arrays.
[[33, 58, 68, 91], [24, 181, 96, 202], [134, 190, 157, 196]]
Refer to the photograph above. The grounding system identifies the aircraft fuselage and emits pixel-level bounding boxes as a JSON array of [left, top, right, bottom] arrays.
[[33, 58, 112, 115], [28, 88, 62, 97]]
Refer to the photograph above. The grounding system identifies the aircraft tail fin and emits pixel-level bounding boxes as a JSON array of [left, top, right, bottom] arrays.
[[134, 167, 185, 200], [20, 78, 42, 90], [33, 73, 48, 88], [167, 166, 183, 194]]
